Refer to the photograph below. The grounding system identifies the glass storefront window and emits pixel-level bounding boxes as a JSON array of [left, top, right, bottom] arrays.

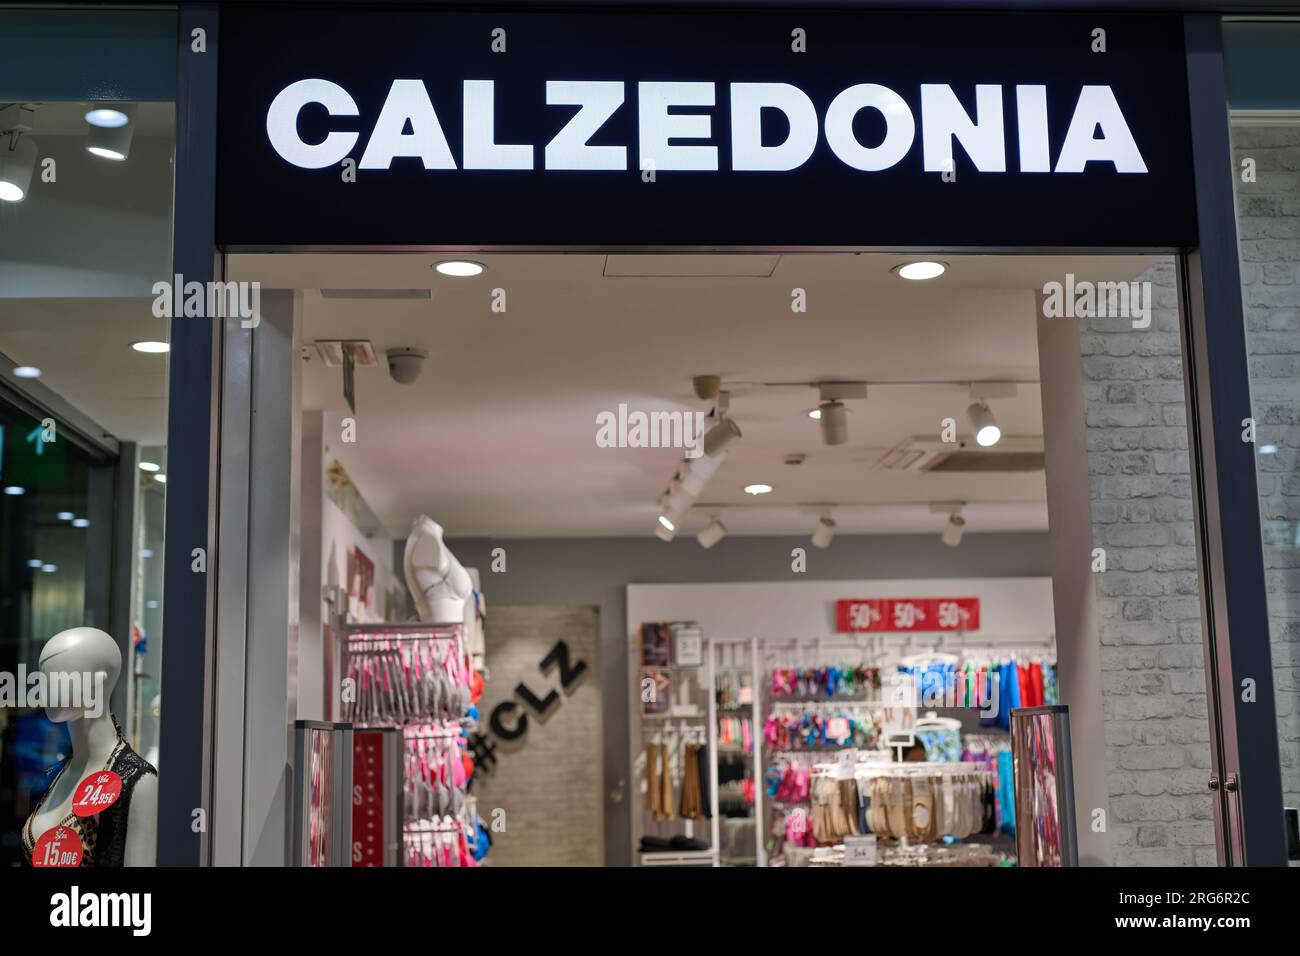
[[0, 8, 175, 866], [1226, 17, 1300, 864]]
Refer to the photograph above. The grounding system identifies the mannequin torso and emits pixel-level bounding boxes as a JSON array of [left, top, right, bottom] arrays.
[[24, 627, 157, 867]]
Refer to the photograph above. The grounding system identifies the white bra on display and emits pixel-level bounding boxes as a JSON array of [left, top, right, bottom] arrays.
[[404, 515, 472, 623]]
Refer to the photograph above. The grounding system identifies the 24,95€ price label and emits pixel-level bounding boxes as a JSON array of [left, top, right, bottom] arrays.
[[72, 770, 122, 817]]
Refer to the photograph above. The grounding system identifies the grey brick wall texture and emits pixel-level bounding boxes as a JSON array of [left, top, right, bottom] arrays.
[[1232, 123, 1300, 824], [472, 605, 603, 866], [1079, 258, 1217, 866]]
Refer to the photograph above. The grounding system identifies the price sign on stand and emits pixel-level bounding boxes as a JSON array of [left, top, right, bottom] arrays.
[[352, 732, 386, 867], [72, 771, 122, 817], [843, 834, 878, 867], [32, 826, 83, 867], [835, 598, 980, 633]]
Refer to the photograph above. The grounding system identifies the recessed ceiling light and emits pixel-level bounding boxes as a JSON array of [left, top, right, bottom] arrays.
[[743, 483, 773, 495], [72, 517, 89, 528], [139, 461, 161, 472], [41, 563, 57, 573], [894, 261, 947, 281], [1259, 444, 1278, 455], [27, 559, 43, 568], [434, 260, 485, 277], [131, 341, 170, 354], [12, 365, 41, 379], [85, 107, 130, 128], [57, 511, 74, 521], [154, 474, 167, 484], [3, 486, 24, 495]]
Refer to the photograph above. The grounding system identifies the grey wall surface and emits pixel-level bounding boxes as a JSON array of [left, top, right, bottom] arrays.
[[1231, 122, 1300, 822], [471, 605, 602, 866], [449, 531, 1050, 866], [1037, 301, 1112, 866], [1080, 260, 1217, 866]]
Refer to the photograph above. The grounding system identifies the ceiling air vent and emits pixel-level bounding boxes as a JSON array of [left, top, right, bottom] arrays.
[[876, 436, 1045, 473], [319, 289, 432, 300], [313, 340, 379, 367]]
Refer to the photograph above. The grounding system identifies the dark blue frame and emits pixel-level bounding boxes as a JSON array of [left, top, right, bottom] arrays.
[[158, 2, 220, 867], [160, 1, 1296, 866]]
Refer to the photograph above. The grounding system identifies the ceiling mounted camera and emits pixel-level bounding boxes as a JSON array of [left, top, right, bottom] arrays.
[[386, 347, 429, 385]]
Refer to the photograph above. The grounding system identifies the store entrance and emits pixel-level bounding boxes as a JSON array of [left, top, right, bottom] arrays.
[[219, 249, 1213, 869]]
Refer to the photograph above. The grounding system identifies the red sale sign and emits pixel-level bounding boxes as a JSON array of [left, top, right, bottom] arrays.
[[835, 598, 980, 633], [352, 731, 386, 867], [32, 826, 83, 867], [72, 770, 122, 817]]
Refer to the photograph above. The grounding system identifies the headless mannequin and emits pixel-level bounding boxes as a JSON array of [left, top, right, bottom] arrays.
[[403, 515, 472, 623], [27, 627, 158, 867]]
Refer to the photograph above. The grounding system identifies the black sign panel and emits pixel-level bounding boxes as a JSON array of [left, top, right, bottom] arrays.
[[217, 7, 1197, 248]]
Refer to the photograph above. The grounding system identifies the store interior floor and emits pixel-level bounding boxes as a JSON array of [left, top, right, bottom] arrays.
[[224, 249, 1187, 868]]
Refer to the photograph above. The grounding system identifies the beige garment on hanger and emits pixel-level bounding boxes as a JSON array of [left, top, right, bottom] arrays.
[[659, 742, 675, 821], [645, 742, 662, 819]]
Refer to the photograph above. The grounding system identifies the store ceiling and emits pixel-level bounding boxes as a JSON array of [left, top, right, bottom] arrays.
[[228, 251, 1161, 540]]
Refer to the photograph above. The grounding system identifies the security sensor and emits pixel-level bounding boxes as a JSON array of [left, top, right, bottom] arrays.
[[386, 347, 428, 385], [693, 375, 722, 401]]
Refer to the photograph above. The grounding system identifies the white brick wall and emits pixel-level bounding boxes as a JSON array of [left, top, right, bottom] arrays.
[[1080, 259, 1217, 866], [1232, 123, 1300, 822]]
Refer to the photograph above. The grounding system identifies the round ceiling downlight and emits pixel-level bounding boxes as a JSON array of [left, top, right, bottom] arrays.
[[131, 341, 170, 354], [894, 261, 947, 281], [434, 260, 485, 277]]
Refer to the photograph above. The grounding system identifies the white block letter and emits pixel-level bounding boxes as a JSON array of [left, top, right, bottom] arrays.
[[1015, 85, 1051, 173], [1055, 86, 1147, 173], [921, 84, 1006, 173], [545, 81, 626, 170], [638, 82, 718, 171], [824, 84, 914, 172], [463, 80, 534, 169], [267, 79, 359, 169], [730, 83, 818, 171], [358, 79, 456, 169]]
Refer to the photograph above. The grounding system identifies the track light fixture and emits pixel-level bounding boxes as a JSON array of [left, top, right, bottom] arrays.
[[0, 105, 38, 203], [818, 401, 848, 446], [654, 514, 677, 542], [697, 515, 727, 549], [943, 513, 966, 547], [812, 382, 866, 446], [86, 104, 135, 161], [680, 448, 728, 496], [965, 383, 1016, 447], [967, 401, 1001, 447], [703, 415, 742, 457], [811, 514, 836, 549]]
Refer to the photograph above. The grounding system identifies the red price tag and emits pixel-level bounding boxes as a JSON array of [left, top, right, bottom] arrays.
[[32, 826, 83, 868], [836, 597, 980, 632], [71, 770, 122, 817]]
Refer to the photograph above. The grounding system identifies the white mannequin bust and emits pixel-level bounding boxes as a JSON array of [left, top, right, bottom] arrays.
[[403, 515, 472, 623], [29, 626, 158, 867]]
